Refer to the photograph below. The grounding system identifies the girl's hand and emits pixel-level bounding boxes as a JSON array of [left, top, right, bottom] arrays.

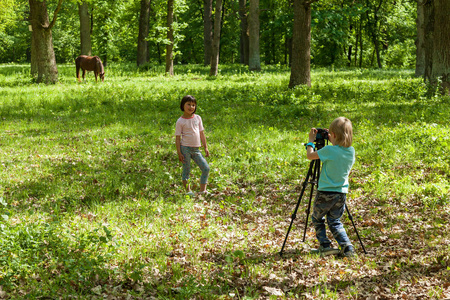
[[309, 128, 317, 143], [178, 153, 185, 163], [204, 148, 210, 157]]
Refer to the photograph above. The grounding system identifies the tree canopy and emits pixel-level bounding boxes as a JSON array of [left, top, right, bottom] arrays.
[[0, 0, 418, 69]]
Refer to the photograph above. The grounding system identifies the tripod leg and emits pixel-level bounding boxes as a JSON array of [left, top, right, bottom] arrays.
[[302, 177, 316, 242], [345, 204, 367, 254], [279, 161, 314, 257], [302, 159, 320, 242]]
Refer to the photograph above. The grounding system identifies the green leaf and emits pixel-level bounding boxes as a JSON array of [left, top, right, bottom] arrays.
[[233, 250, 245, 259]]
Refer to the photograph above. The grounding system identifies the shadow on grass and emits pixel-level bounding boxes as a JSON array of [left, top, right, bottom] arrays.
[[196, 242, 448, 298], [4, 140, 173, 213], [1, 74, 447, 217]]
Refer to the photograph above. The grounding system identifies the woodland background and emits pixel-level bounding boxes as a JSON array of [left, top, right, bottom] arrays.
[[0, 0, 449, 299], [0, 0, 420, 69]]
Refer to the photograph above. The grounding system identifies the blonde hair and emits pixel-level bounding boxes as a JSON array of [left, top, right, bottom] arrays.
[[329, 117, 353, 147]]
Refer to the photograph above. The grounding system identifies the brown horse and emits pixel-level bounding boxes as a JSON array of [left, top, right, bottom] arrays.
[[75, 55, 105, 82]]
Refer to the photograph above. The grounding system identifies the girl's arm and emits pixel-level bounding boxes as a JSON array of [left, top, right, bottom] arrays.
[[176, 136, 184, 163], [200, 131, 210, 157]]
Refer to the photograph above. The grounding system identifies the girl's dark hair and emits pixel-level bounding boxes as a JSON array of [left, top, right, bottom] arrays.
[[180, 95, 197, 113]]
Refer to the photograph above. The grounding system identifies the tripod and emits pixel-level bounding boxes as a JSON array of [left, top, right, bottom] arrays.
[[279, 151, 367, 257]]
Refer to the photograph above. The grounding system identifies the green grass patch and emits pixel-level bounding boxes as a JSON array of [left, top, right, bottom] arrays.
[[0, 63, 449, 298]]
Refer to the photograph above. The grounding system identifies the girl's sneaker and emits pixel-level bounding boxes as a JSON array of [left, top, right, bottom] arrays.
[[197, 191, 210, 196], [186, 191, 195, 197]]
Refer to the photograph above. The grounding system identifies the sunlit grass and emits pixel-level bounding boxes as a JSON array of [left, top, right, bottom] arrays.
[[0, 63, 449, 298]]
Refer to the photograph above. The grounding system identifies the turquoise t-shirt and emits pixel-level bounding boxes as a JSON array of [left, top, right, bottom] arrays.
[[317, 145, 355, 193]]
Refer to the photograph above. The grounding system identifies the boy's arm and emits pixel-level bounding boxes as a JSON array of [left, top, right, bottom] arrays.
[[200, 131, 210, 157], [306, 146, 319, 160], [306, 128, 319, 160], [176, 136, 184, 163]]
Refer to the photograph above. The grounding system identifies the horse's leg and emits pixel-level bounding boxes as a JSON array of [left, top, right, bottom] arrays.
[[94, 71, 98, 82], [82, 69, 86, 81], [76, 65, 81, 82]]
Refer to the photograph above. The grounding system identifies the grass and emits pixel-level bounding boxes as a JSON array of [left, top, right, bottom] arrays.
[[0, 63, 449, 299]]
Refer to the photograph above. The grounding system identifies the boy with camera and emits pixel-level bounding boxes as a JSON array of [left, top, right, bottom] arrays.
[[305, 117, 356, 257]]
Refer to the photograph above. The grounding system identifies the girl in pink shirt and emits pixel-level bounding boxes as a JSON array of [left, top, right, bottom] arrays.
[[175, 95, 210, 196]]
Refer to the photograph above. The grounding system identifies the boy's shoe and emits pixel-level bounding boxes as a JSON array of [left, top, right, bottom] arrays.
[[310, 246, 340, 257], [186, 191, 195, 197], [197, 191, 210, 196], [339, 245, 356, 258]]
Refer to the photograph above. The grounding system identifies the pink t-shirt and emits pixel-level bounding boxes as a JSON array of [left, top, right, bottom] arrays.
[[175, 114, 204, 147]]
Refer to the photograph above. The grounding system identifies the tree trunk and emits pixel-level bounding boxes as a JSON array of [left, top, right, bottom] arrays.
[[137, 0, 151, 67], [354, 22, 359, 67], [30, 28, 38, 75], [358, 19, 363, 68], [423, 0, 434, 84], [415, 0, 425, 77], [430, 0, 450, 93], [210, 0, 223, 76], [347, 23, 353, 66], [289, 0, 311, 88], [165, 0, 174, 75], [78, 1, 91, 56], [248, 0, 260, 71], [239, 0, 249, 65], [102, 30, 108, 67], [203, 0, 213, 66], [373, 37, 382, 68], [347, 45, 352, 66], [370, 0, 383, 69], [29, 0, 62, 84], [286, 0, 293, 66]]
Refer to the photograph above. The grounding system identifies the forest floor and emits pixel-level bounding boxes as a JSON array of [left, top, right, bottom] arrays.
[[0, 64, 449, 299]]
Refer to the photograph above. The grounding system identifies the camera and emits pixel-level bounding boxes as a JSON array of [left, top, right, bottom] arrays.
[[315, 128, 329, 141], [314, 128, 328, 149]]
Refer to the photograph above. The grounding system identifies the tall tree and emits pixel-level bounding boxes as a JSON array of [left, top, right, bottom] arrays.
[[248, 0, 260, 71], [429, 0, 450, 93], [203, 0, 213, 66], [357, 18, 363, 67], [137, 0, 151, 66], [78, 1, 91, 56], [289, 0, 316, 88], [29, 0, 63, 84], [415, 0, 425, 77], [209, 0, 223, 76], [166, 0, 174, 75], [239, 0, 249, 65], [367, 0, 384, 69], [423, 0, 433, 85]]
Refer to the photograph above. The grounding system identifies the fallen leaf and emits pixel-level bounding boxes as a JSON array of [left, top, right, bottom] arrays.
[[263, 286, 284, 296]]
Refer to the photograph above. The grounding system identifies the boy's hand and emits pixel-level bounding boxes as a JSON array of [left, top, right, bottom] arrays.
[[204, 148, 210, 157], [178, 153, 185, 163], [309, 128, 318, 143]]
